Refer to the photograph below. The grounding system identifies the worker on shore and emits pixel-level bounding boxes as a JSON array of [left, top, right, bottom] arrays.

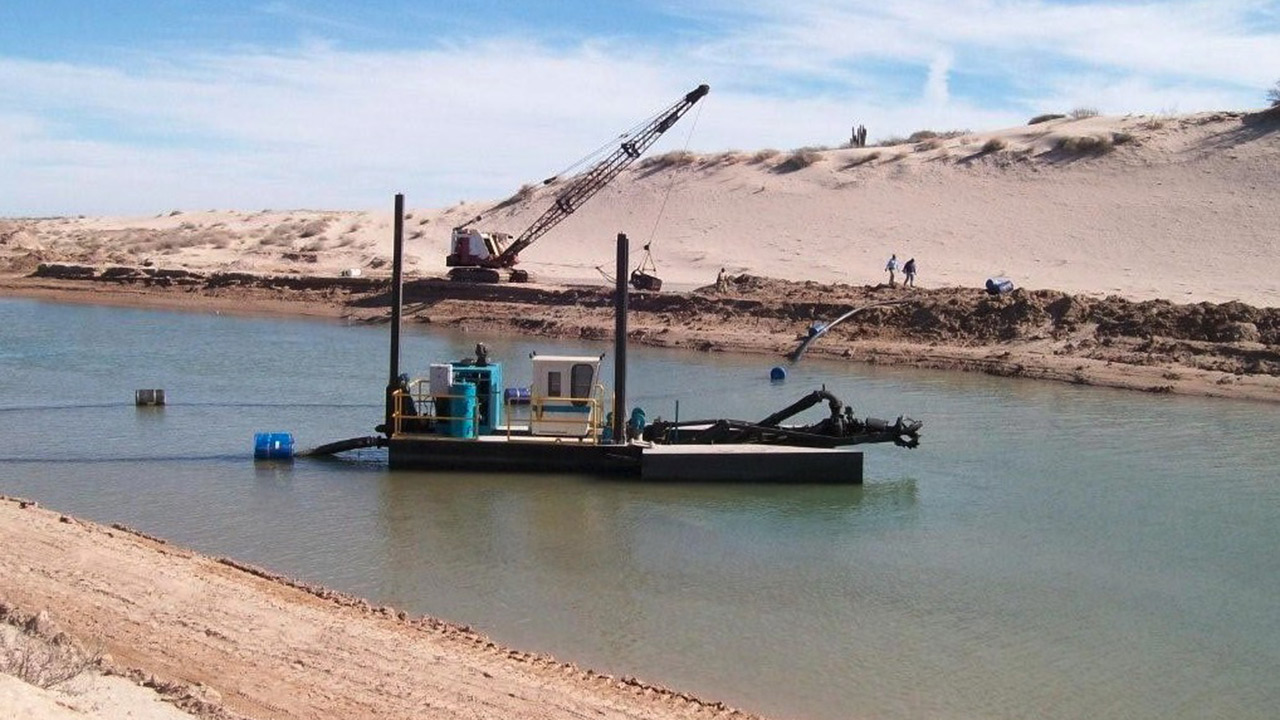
[[715, 267, 728, 292], [885, 254, 899, 287], [903, 258, 917, 288]]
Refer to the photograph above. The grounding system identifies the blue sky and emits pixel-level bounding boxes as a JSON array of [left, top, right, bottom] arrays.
[[2, 0, 1277, 216]]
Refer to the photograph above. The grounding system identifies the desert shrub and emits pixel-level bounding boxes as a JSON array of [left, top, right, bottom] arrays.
[[302, 239, 326, 252], [1268, 79, 1280, 107], [774, 149, 824, 172], [640, 150, 698, 169], [491, 183, 536, 211], [1055, 134, 1114, 154], [750, 149, 781, 163], [1111, 131, 1135, 145], [1069, 107, 1100, 119], [1, 619, 102, 689], [705, 150, 745, 166], [876, 136, 910, 147], [841, 152, 880, 169], [907, 130, 938, 142], [1029, 113, 1066, 125], [982, 138, 1007, 153], [298, 220, 328, 238], [1139, 117, 1164, 130]]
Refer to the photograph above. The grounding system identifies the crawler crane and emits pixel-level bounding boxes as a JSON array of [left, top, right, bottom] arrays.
[[446, 84, 709, 286]]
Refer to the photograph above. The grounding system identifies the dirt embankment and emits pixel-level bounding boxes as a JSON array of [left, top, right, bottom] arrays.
[[7, 264, 1280, 402], [0, 497, 761, 720]]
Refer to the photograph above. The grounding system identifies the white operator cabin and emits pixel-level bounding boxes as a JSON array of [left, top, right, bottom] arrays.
[[529, 355, 602, 437]]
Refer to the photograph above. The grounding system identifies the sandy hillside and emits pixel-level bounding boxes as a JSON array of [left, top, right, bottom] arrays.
[[3, 108, 1278, 307]]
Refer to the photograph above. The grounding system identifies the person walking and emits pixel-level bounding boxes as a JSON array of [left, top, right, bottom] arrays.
[[903, 258, 917, 287], [885, 254, 899, 286]]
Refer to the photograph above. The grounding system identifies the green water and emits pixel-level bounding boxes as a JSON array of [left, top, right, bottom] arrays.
[[1, 298, 1276, 719]]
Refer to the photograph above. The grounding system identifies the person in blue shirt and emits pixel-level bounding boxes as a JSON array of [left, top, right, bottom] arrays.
[[885, 254, 899, 286]]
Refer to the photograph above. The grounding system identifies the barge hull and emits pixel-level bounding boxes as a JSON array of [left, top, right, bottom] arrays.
[[388, 436, 863, 483], [640, 445, 863, 483], [388, 436, 642, 475]]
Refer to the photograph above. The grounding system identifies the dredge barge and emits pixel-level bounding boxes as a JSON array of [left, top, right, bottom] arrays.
[[366, 195, 921, 482]]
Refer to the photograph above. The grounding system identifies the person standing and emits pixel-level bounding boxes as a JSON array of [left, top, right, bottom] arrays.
[[885, 254, 899, 286], [903, 257, 917, 287]]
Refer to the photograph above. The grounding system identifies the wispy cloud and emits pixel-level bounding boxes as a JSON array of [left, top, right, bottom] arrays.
[[1, 0, 1276, 215]]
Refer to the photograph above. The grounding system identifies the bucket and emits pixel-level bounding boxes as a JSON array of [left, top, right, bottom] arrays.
[[254, 432, 294, 460]]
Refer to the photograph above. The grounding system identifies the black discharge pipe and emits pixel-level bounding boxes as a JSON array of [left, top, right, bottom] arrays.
[[384, 193, 405, 435], [612, 232, 628, 444]]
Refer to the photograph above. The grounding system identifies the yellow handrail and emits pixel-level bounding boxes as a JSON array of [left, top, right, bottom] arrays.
[[389, 385, 480, 438]]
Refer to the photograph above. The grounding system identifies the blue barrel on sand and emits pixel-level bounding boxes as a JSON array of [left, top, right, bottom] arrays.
[[254, 432, 295, 460]]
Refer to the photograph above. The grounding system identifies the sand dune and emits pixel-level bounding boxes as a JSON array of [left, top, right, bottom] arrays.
[[3, 108, 1278, 308]]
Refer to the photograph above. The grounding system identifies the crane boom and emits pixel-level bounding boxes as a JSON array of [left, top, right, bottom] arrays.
[[446, 84, 709, 282], [495, 83, 710, 267]]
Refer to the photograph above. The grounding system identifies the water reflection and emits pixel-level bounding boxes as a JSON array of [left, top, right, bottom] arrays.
[[3, 299, 1280, 720]]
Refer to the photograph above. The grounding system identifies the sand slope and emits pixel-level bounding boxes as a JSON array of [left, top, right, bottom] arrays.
[[3, 109, 1278, 307], [0, 498, 756, 720]]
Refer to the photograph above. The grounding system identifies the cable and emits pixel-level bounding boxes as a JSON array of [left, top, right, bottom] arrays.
[[639, 98, 707, 274]]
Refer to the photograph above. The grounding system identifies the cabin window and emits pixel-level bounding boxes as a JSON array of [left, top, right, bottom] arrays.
[[570, 364, 594, 406], [546, 371, 561, 397]]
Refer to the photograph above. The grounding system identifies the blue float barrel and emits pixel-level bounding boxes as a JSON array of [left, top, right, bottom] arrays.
[[770, 366, 787, 381], [253, 432, 294, 460]]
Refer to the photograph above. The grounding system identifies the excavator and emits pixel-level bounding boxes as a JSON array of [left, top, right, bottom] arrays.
[[446, 83, 710, 287]]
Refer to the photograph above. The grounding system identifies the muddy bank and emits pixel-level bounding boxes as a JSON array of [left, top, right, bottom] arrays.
[[5, 265, 1280, 402]]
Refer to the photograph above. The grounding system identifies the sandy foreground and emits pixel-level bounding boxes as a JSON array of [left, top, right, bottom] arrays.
[[0, 497, 758, 720]]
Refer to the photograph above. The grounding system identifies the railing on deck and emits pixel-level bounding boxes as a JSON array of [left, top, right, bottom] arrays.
[[389, 382, 479, 438], [510, 390, 605, 443]]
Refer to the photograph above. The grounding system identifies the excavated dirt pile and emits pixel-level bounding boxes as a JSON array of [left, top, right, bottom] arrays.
[[700, 275, 1280, 375], [12, 264, 1280, 383]]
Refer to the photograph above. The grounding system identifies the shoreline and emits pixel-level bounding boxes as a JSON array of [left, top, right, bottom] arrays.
[[3, 271, 1278, 404], [0, 496, 759, 720]]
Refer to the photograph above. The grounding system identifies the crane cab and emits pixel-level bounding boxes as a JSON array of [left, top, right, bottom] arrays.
[[529, 355, 604, 438], [447, 228, 512, 267]]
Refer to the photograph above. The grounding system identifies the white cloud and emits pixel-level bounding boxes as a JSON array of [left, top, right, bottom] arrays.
[[925, 52, 953, 107], [1, 0, 1276, 215]]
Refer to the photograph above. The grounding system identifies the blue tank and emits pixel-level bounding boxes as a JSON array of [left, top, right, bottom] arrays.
[[442, 382, 477, 438]]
